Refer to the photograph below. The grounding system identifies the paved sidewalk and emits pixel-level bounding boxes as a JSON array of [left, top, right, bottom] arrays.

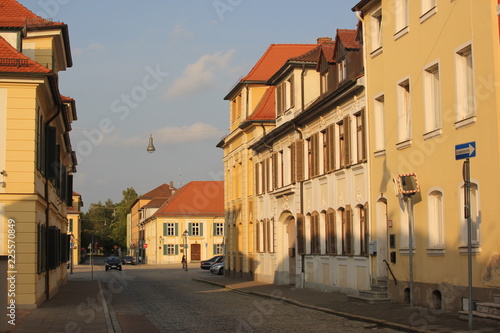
[[6, 264, 159, 333], [194, 274, 500, 333]]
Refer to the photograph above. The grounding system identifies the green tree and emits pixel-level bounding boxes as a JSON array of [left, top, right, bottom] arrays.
[[110, 187, 138, 249]]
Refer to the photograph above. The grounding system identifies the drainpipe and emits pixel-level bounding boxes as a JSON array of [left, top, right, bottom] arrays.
[[301, 64, 306, 111], [293, 123, 305, 287], [44, 104, 63, 301]]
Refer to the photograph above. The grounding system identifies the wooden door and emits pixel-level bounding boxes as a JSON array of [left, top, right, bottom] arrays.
[[190, 244, 201, 261]]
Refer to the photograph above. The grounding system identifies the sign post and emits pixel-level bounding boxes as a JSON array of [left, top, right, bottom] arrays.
[[455, 142, 476, 332], [397, 173, 420, 308]]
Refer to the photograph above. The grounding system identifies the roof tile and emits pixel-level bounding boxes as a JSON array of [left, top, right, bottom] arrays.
[[242, 44, 317, 82], [154, 181, 224, 217], [0, 0, 62, 28]]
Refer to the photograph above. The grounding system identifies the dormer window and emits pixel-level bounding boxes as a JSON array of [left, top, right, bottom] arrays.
[[338, 58, 347, 83], [276, 74, 295, 116]]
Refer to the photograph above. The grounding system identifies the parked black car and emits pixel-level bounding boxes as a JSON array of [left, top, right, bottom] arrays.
[[200, 255, 224, 270], [122, 255, 136, 265], [105, 256, 122, 271]]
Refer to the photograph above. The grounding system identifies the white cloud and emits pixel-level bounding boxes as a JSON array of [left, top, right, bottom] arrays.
[[72, 43, 106, 56], [105, 122, 226, 147], [170, 23, 195, 42], [164, 49, 235, 99]]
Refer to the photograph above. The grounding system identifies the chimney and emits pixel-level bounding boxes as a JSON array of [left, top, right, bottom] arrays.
[[317, 37, 333, 44]]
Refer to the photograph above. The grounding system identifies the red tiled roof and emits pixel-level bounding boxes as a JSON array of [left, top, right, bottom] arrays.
[[0, 0, 62, 28], [336, 29, 359, 50], [0, 36, 50, 73], [61, 95, 74, 102], [144, 197, 168, 208], [154, 181, 224, 217], [72, 191, 81, 196], [140, 183, 176, 199], [242, 44, 317, 82], [247, 86, 275, 121]]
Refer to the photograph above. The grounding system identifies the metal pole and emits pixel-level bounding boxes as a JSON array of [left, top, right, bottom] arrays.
[[91, 233, 94, 281], [407, 196, 414, 308], [464, 158, 473, 331]]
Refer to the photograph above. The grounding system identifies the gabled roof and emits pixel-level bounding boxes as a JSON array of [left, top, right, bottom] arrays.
[[143, 197, 168, 209], [154, 181, 224, 217], [225, 44, 317, 100], [0, 0, 63, 28], [0, 36, 50, 73], [243, 44, 317, 82], [336, 29, 359, 50], [140, 183, 175, 199]]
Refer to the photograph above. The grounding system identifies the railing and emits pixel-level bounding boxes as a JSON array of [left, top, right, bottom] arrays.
[[0, 58, 29, 67], [383, 259, 397, 285]]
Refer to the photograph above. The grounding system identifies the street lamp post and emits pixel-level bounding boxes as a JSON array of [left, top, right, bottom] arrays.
[[158, 236, 163, 265], [183, 229, 188, 271]]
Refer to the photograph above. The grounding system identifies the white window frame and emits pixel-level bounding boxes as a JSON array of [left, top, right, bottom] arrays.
[[427, 189, 445, 254], [397, 77, 412, 145], [374, 94, 385, 154], [420, 0, 437, 23], [370, 7, 383, 56], [455, 43, 476, 128], [167, 223, 176, 236], [191, 222, 200, 236], [423, 62, 442, 135], [394, 0, 409, 39], [215, 222, 224, 236], [166, 244, 175, 255]]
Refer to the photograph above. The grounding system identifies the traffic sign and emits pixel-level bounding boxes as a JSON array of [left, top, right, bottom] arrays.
[[143, 244, 148, 249], [455, 142, 476, 160]]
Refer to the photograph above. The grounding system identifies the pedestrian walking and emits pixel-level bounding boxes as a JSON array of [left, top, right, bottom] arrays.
[[181, 255, 187, 269]]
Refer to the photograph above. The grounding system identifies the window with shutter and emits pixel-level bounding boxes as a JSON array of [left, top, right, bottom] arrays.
[[326, 209, 336, 254], [296, 139, 304, 182], [342, 206, 353, 255], [325, 125, 335, 171], [356, 111, 367, 163], [290, 142, 296, 183], [311, 212, 320, 254], [311, 133, 319, 177], [297, 215, 305, 255], [272, 153, 278, 190], [277, 84, 283, 116], [288, 74, 295, 109], [344, 116, 351, 167]]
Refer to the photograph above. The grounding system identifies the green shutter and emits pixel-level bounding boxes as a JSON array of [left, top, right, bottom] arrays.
[[163, 245, 167, 256], [163, 223, 167, 236], [213, 223, 217, 236], [200, 223, 203, 236], [175, 223, 178, 236], [188, 223, 192, 236], [175, 244, 179, 255]]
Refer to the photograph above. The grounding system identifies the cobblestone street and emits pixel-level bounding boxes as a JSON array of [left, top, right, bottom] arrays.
[[98, 264, 404, 333]]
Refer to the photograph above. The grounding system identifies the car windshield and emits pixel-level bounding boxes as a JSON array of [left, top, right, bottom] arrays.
[[107, 257, 120, 262]]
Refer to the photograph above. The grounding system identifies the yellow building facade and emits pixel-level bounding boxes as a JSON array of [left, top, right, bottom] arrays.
[[218, 44, 318, 278], [0, 0, 76, 308], [67, 192, 83, 268], [354, 0, 500, 311]]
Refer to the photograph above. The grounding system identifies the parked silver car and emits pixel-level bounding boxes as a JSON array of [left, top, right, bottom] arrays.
[[210, 261, 224, 275]]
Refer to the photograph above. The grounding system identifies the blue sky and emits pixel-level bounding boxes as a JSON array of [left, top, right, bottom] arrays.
[[19, 0, 359, 209]]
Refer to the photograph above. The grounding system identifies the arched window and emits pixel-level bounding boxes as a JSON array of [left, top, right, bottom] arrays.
[[428, 190, 444, 249], [310, 211, 320, 254], [341, 206, 353, 255], [325, 209, 336, 254]]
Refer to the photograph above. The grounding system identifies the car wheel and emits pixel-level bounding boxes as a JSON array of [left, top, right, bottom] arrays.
[[218, 267, 224, 275], [118, 267, 122, 271], [105, 267, 108, 271]]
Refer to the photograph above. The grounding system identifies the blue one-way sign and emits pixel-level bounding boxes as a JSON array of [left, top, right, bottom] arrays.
[[455, 142, 476, 160]]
